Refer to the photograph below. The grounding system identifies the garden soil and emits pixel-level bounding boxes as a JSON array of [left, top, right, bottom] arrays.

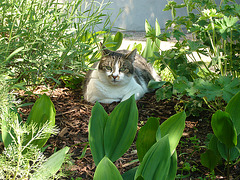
[[16, 86, 240, 180]]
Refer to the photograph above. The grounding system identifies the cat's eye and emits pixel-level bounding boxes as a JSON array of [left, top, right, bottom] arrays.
[[105, 66, 112, 71], [119, 67, 126, 72]]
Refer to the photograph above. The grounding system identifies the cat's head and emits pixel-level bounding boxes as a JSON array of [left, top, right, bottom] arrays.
[[98, 45, 137, 85]]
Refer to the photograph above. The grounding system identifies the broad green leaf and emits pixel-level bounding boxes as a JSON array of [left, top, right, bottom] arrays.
[[160, 111, 186, 154], [32, 146, 69, 180], [136, 117, 159, 162], [166, 150, 177, 180], [104, 32, 123, 51], [217, 140, 240, 161], [148, 80, 166, 89], [104, 95, 138, 162], [226, 91, 240, 135], [200, 149, 218, 171], [113, 32, 123, 50], [135, 135, 171, 180], [156, 126, 161, 141], [122, 167, 138, 180], [208, 134, 222, 163], [24, 94, 56, 148], [211, 110, 237, 148], [93, 156, 122, 180], [89, 102, 108, 166]]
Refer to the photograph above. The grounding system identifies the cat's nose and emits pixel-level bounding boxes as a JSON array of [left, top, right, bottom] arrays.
[[112, 75, 118, 79]]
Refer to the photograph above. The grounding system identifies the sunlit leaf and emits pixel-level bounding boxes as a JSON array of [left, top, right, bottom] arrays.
[[211, 110, 237, 148], [93, 156, 122, 180]]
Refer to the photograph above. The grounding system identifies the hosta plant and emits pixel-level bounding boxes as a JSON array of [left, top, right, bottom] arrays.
[[88, 95, 186, 180]]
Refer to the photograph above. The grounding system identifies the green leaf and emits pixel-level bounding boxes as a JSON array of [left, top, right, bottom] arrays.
[[135, 135, 171, 180], [166, 150, 177, 180], [1, 108, 18, 147], [136, 117, 159, 162], [89, 102, 108, 166], [153, 19, 161, 52], [93, 156, 123, 180], [217, 140, 240, 161], [211, 110, 237, 148], [104, 32, 123, 51], [24, 94, 56, 148], [148, 80, 166, 89], [122, 167, 138, 180], [32, 146, 69, 180], [156, 85, 173, 101], [104, 95, 138, 162], [208, 134, 222, 162], [5, 46, 24, 62], [200, 149, 218, 171], [160, 111, 186, 154], [226, 91, 240, 135]]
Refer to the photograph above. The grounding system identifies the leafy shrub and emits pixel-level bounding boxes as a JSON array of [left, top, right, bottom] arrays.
[[0, 0, 113, 87], [88, 96, 186, 179], [144, 0, 240, 114]]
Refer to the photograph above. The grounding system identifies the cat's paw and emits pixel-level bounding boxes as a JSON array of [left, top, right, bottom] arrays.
[[98, 98, 121, 104]]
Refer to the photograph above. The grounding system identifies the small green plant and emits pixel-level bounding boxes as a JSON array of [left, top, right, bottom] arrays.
[[200, 91, 240, 180], [88, 95, 186, 179], [0, 80, 69, 179]]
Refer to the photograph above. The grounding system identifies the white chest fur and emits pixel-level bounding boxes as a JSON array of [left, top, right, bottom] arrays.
[[84, 68, 148, 103]]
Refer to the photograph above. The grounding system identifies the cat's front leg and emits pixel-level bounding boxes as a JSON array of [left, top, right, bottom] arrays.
[[121, 90, 145, 102], [98, 98, 121, 104]]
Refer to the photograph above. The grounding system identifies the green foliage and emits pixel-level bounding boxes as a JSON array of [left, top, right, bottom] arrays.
[[93, 156, 123, 180], [89, 95, 138, 166], [136, 117, 159, 162], [103, 31, 123, 51], [159, 111, 186, 154], [135, 135, 172, 180], [201, 91, 240, 178], [146, 0, 240, 115], [0, 0, 113, 87], [25, 94, 56, 148], [142, 19, 161, 60], [0, 80, 69, 179], [32, 147, 70, 180], [89, 96, 186, 180]]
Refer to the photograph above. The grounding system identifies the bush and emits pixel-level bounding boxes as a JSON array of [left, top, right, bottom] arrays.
[[0, 0, 112, 87]]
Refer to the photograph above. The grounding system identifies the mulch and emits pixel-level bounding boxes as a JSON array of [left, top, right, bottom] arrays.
[[17, 86, 239, 179]]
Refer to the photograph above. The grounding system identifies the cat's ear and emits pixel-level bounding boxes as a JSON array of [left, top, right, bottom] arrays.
[[125, 49, 137, 62], [100, 42, 112, 56]]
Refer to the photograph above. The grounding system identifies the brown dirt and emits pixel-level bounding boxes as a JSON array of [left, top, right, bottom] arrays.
[[17, 86, 239, 180]]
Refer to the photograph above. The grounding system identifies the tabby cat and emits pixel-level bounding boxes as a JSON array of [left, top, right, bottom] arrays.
[[84, 45, 160, 103]]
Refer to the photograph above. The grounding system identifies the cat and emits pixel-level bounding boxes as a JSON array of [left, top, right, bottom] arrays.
[[84, 44, 160, 104]]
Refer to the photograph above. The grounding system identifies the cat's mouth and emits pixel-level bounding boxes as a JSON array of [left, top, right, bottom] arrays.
[[111, 79, 119, 83]]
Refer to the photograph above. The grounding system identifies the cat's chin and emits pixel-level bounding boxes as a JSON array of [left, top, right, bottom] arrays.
[[109, 80, 121, 85]]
